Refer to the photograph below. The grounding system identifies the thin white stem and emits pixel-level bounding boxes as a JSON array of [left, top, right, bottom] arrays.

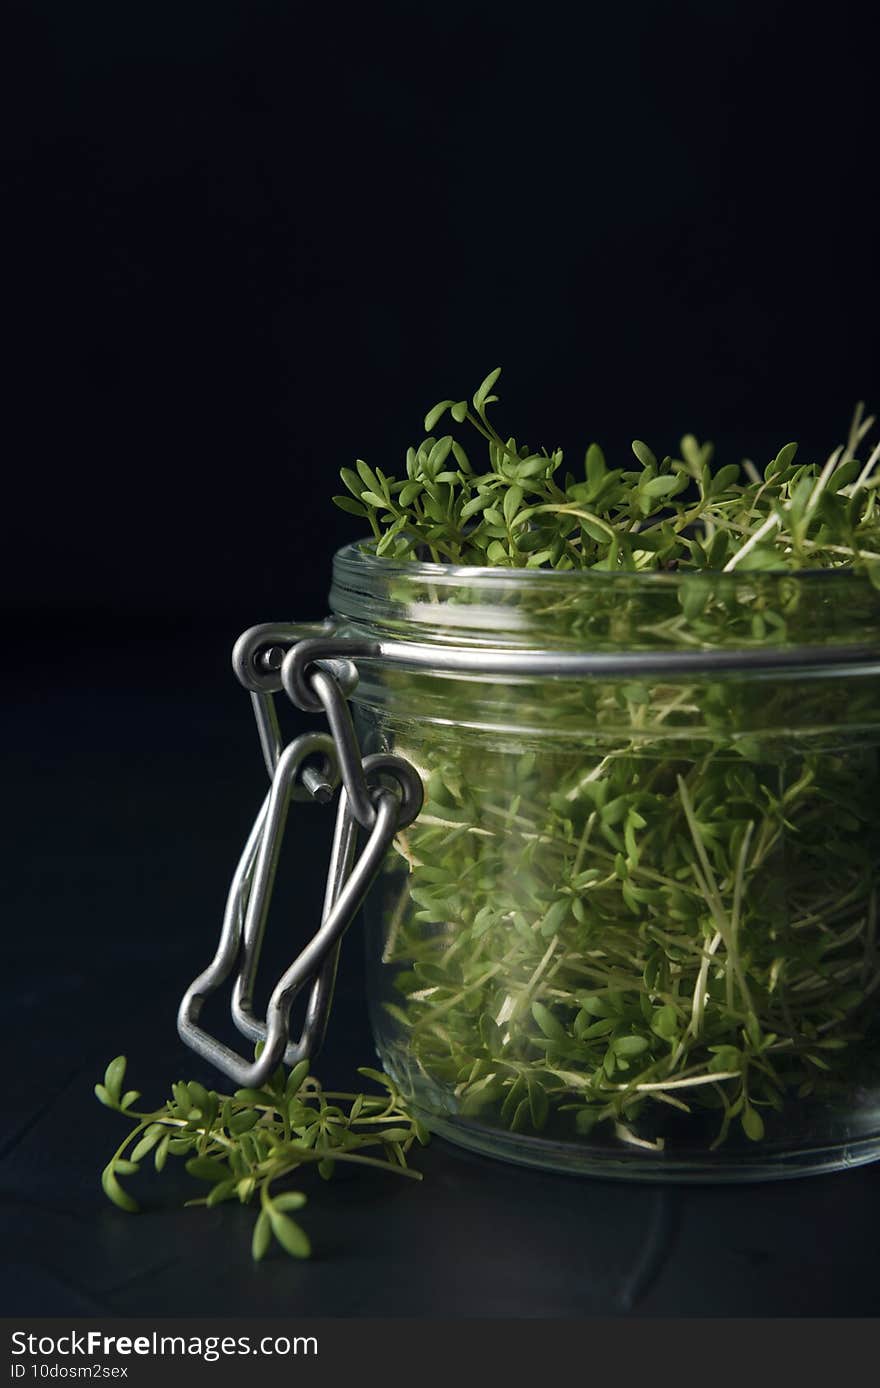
[[677, 776, 754, 1015], [742, 458, 761, 484], [845, 438, 880, 501], [801, 447, 842, 527], [688, 929, 722, 1037], [614, 1122, 664, 1151], [626, 1070, 741, 1093], [728, 822, 755, 1010], [843, 401, 875, 463], [723, 511, 781, 571], [797, 539, 880, 561]]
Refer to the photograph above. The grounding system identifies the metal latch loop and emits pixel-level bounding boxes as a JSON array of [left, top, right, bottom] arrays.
[[281, 635, 380, 712], [177, 630, 423, 1090], [305, 665, 379, 830]]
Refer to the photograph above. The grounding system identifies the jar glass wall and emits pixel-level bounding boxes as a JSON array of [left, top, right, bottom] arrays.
[[330, 543, 880, 1179]]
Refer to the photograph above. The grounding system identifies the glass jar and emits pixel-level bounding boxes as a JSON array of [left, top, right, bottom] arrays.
[[330, 542, 880, 1180]]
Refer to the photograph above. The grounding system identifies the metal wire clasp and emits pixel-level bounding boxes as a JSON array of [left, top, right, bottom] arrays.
[[177, 621, 422, 1089]]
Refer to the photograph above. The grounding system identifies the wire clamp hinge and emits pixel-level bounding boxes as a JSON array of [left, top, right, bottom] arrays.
[[177, 621, 422, 1089]]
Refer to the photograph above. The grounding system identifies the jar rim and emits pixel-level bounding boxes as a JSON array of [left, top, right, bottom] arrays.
[[329, 540, 880, 656], [333, 538, 875, 588]]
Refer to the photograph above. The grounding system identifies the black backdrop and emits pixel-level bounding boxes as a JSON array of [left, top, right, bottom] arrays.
[[5, 0, 879, 624], [5, 0, 880, 1319]]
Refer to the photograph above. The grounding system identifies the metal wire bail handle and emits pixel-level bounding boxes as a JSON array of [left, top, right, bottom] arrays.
[[177, 624, 423, 1090]]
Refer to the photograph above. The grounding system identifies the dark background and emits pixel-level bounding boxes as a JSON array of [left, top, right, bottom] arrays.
[[4, 0, 880, 1318], [6, 0, 880, 624]]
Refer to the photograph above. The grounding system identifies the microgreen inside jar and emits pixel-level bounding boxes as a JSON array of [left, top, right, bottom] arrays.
[[328, 371, 880, 1177]]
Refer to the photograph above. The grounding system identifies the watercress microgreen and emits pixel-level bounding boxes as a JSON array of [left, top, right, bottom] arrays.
[[97, 1054, 427, 1260]]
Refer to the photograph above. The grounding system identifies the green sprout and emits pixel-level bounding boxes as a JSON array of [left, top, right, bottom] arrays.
[[97, 1055, 426, 1260], [334, 367, 880, 579]]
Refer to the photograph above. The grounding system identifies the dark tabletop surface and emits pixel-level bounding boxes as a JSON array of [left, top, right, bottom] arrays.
[[4, 619, 879, 1319]]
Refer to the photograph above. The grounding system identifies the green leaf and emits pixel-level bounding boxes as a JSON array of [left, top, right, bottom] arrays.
[[643, 475, 683, 499], [451, 439, 472, 473], [286, 1060, 310, 1096], [631, 440, 657, 469], [711, 463, 741, 495], [269, 1210, 311, 1260], [273, 1191, 308, 1212], [585, 443, 607, 485], [579, 993, 615, 1018], [101, 1163, 139, 1214], [577, 1016, 616, 1039], [357, 1067, 395, 1091], [234, 1088, 278, 1106], [206, 1180, 238, 1207], [708, 1046, 742, 1073], [611, 1035, 650, 1057], [333, 495, 369, 518], [187, 1082, 212, 1111], [398, 481, 423, 507], [424, 400, 454, 433], [460, 492, 494, 521], [651, 1005, 679, 1040], [355, 458, 379, 490], [741, 1106, 765, 1141], [167, 1137, 195, 1155], [575, 1108, 600, 1135], [787, 475, 814, 526], [171, 1082, 191, 1113], [531, 1001, 567, 1040], [622, 683, 650, 706], [473, 367, 502, 414], [503, 485, 524, 525], [103, 1057, 127, 1104], [252, 1210, 272, 1261], [737, 544, 781, 571], [510, 1097, 532, 1133], [706, 529, 730, 567], [427, 436, 454, 474], [131, 1124, 165, 1162], [768, 441, 798, 478], [451, 400, 469, 423], [540, 898, 570, 935], [339, 467, 365, 498], [680, 435, 704, 472], [185, 1157, 231, 1183]]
